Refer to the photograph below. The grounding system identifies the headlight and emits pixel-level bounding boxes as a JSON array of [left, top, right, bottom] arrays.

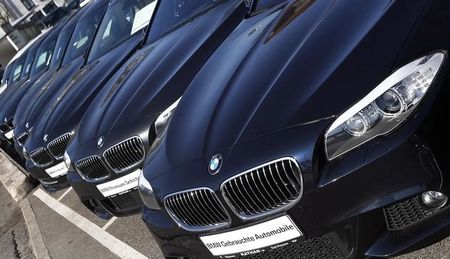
[[138, 171, 161, 210], [154, 98, 181, 137], [325, 52, 445, 160], [148, 98, 182, 154], [22, 146, 29, 159], [63, 151, 71, 169]]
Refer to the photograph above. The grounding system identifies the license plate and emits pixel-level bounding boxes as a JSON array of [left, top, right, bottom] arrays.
[[200, 216, 302, 256], [4, 130, 13, 139], [96, 169, 141, 198], [45, 162, 68, 178]]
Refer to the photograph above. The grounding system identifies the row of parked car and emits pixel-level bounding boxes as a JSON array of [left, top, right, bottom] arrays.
[[1, 0, 450, 258]]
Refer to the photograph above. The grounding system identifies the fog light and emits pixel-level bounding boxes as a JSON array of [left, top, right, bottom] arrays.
[[421, 191, 447, 209]]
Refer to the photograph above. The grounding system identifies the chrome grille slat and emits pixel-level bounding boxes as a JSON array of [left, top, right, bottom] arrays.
[[243, 174, 265, 212], [103, 137, 145, 173], [233, 179, 254, 214], [194, 191, 215, 223], [200, 189, 224, 222], [182, 193, 202, 226], [164, 188, 230, 231], [274, 162, 294, 197], [47, 133, 73, 159], [30, 148, 53, 167], [279, 161, 297, 196], [250, 171, 272, 208], [75, 155, 110, 181], [268, 164, 289, 201], [262, 166, 284, 204], [222, 157, 303, 219]]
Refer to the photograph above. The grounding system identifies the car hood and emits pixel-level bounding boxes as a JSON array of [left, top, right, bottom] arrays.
[[0, 68, 48, 123], [27, 34, 143, 151], [73, 0, 246, 145], [13, 56, 85, 135], [146, 0, 429, 174]]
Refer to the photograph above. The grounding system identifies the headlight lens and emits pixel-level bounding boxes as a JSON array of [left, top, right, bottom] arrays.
[[22, 146, 29, 159], [325, 52, 445, 160], [138, 171, 161, 210], [154, 98, 181, 137], [63, 151, 71, 169]]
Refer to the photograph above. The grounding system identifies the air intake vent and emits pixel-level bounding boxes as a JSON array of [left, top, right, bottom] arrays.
[[30, 148, 53, 167], [384, 196, 445, 230], [240, 235, 343, 259], [221, 157, 303, 219], [103, 137, 145, 173], [164, 188, 230, 231], [75, 156, 110, 181], [101, 190, 141, 213], [47, 132, 73, 159]]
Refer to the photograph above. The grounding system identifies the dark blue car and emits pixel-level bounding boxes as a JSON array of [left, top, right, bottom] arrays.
[[139, 0, 450, 258]]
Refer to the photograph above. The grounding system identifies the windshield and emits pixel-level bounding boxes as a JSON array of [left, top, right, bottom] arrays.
[[62, 9, 105, 66], [88, 0, 156, 62], [20, 47, 38, 80], [148, 0, 222, 41], [50, 24, 76, 68], [30, 35, 58, 76]]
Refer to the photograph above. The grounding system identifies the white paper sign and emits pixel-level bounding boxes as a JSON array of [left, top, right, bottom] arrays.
[[96, 169, 141, 197], [200, 216, 302, 256], [131, 1, 157, 35], [4, 130, 13, 140], [45, 162, 68, 178]]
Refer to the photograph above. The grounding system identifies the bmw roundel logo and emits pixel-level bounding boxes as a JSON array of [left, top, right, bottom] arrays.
[[208, 154, 223, 175], [43, 134, 48, 142], [97, 136, 105, 148]]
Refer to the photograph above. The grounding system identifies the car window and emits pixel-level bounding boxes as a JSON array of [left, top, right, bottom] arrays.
[[50, 24, 76, 68], [147, 0, 224, 41], [10, 55, 27, 84], [87, 0, 156, 62], [62, 9, 105, 66], [20, 47, 38, 80], [30, 36, 58, 76]]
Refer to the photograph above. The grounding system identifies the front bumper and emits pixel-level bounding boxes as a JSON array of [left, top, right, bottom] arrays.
[[25, 159, 69, 192]]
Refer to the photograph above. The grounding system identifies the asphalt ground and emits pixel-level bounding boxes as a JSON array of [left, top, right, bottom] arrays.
[[1, 150, 450, 259]]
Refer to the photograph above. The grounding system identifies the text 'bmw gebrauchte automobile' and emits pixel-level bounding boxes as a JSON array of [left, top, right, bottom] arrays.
[[138, 0, 450, 258]]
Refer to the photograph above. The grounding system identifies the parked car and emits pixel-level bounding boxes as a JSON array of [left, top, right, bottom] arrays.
[[64, 0, 247, 219], [0, 16, 76, 153], [17, 0, 109, 190], [0, 32, 48, 98], [23, 0, 155, 192], [139, 0, 450, 258], [13, 7, 89, 160], [0, 32, 50, 155]]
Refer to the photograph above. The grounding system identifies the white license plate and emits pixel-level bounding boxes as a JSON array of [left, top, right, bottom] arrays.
[[96, 169, 141, 198], [45, 162, 68, 178], [200, 216, 302, 256], [4, 130, 13, 139]]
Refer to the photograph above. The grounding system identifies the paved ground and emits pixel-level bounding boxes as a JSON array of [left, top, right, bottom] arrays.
[[0, 184, 34, 259], [28, 186, 163, 259]]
